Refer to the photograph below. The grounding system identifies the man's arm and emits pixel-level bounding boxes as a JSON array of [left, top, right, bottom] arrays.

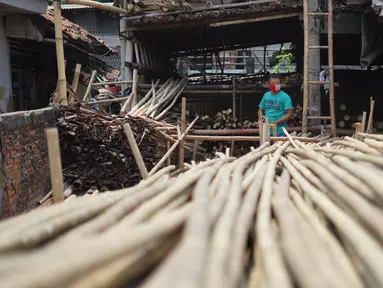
[[271, 109, 293, 125]]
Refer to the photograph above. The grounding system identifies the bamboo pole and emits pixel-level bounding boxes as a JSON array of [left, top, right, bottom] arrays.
[[46, 128, 65, 203], [149, 116, 199, 176], [53, 1, 68, 106], [71, 64, 82, 95], [354, 122, 361, 140], [361, 111, 367, 134], [131, 69, 138, 107], [178, 135, 325, 142], [124, 123, 148, 179], [302, 0, 309, 134], [179, 97, 186, 167], [367, 97, 375, 134], [328, 0, 336, 137], [62, 0, 129, 14], [83, 70, 97, 102], [120, 0, 127, 93], [231, 75, 236, 154]]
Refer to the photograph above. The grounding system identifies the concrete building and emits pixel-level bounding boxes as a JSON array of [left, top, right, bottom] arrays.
[[0, 0, 49, 112]]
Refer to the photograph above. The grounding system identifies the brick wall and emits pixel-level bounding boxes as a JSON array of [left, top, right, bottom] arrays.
[[0, 108, 58, 219]]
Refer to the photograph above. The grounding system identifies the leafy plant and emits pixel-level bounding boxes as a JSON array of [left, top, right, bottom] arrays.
[[270, 47, 296, 74]]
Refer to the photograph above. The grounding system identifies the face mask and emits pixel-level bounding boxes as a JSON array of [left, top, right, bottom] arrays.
[[269, 83, 281, 93]]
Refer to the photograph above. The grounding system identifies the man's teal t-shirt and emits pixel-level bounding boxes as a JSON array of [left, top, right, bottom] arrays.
[[259, 91, 292, 136]]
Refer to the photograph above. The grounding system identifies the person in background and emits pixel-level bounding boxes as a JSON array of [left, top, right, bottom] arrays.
[[258, 74, 293, 137]]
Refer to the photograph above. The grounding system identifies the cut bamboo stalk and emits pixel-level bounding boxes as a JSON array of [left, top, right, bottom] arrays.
[[227, 165, 267, 288], [131, 69, 138, 107], [354, 122, 361, 140], [53, 1, 68, 106], [272, 173, 350, 288], [300, 160, 383, 241], [281, 157, 383, 288], [123, 123, 148, 179], [364, 138, 383, 152], [38, 190, 53, 205], [0, 206, 190, 288], [46, 128, 65, 203], [289, 188, 363, 288], [63, 185, 74, 198], [361, 111, 367, 134], [282, 127, 299, 148], [287, 146, 378, 202], [71, 64, 82, 96], [335, 137, 381, 156], [179, 97, 186, 167], [83, 70, 97, 102], [256, 142, 292, 288], [149, 116, 199, 176], [367, 98, 375, 134]]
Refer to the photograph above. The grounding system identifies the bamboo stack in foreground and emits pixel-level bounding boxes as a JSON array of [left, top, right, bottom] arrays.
[[0, 133, 382, 287]]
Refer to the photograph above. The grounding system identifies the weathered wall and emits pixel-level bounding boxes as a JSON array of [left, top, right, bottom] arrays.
[[0, 107, 58, 219]]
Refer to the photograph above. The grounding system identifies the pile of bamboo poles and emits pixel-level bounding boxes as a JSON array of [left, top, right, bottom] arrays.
[[128, 78, 188, 120], [54, 106, 200, 194], [0, 131, 382, 287]]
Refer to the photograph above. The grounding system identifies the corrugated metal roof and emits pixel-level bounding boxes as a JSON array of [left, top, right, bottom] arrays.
[[61, 3, 114, 10]]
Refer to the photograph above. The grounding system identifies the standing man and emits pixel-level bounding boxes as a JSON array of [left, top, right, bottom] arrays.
[[258, 74, 293, 136]]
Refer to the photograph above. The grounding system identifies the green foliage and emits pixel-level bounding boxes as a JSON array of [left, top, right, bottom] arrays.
[[270, 47, 296, 74]]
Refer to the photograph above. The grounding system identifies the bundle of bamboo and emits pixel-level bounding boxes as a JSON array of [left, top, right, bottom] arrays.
[[0, 132, 382, 287], [128, 78, 188, 120]]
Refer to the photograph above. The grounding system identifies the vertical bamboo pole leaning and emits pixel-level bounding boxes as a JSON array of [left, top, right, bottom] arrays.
[[131, 69, 138, 107], [179, 97, 187, 167], [83, 70, 97, 102], [367, 97, 375, 134], [71, 64, 82, 95], [231, 75, 236, 156], [124, 123, 148, 179], [259, 118, 264, 145], [354, 123, 361, 140], [46, 128, 65, 203], [328, 0, 336, 137], [361, 111, 367, 134], [53, 1, 68, 106], [302, 0, 309, 133]]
